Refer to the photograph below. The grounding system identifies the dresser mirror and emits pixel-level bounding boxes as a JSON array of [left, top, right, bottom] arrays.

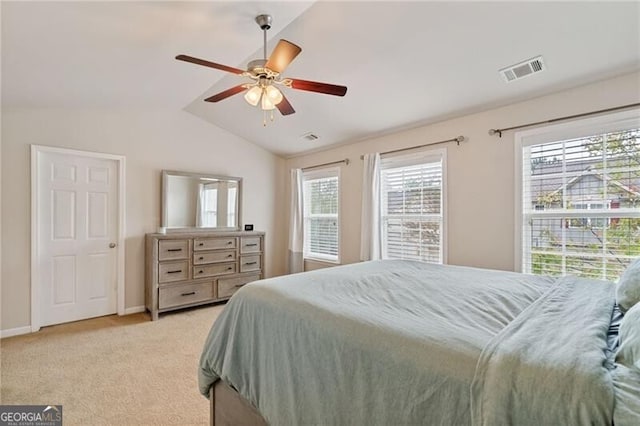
[[162, 170, 242, 231]]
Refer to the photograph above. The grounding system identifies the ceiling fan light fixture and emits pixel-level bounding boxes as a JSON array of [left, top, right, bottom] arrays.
[[260, 92, 277, 110], [244, 86, 262, 106], [264, 85, 284, 105]]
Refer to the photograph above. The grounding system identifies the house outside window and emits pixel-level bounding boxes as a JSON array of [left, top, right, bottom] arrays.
[[566, 202, 610, 229], [303, 168, 340, 262], [518, 111, 640, 281], [380, 149, 446, 263]]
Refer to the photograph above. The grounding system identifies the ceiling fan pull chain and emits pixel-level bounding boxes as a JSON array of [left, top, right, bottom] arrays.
[[263, 110, 267, 127]]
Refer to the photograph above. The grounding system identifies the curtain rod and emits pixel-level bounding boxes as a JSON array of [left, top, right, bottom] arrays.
[[359, 136, 465, 160], [488, 102, 640, 137], [302, 158, 350, 171]]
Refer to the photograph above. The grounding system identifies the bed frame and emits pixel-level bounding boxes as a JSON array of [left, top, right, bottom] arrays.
[[210, 380, 268, 426]]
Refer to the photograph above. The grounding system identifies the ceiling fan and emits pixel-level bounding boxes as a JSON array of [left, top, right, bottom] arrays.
[[176, 14, 347, 124]]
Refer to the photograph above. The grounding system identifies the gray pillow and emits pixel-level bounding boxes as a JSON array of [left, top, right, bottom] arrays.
[[616, 302, 640, 370], [617, 258, 640, 313]]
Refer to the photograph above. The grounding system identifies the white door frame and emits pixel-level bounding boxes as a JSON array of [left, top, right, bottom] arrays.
[[31, 145, 126, 332]]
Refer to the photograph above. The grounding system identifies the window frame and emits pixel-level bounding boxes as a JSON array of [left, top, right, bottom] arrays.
[[515, 108, 640, 275], [379, 148, 447, 264], [302, 167, 341, 264]]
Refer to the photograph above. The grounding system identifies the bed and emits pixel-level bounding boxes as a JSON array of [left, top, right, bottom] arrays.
[[198, 260, 640, 425]]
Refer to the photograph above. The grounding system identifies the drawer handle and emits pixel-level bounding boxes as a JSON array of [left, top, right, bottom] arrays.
[[227, 241, 233, 245], [245, 243, 258, 247], [198, 270, 204, 274], [181, 291, 196, 296], [227, 267, 234, 271], [167, 248, 182, 252], [167, 270, 182, 274], [227, 254, 233, 258], [244, 262, 257, 266], [199, 256, 204, 260], [198, 243, 204, 246]]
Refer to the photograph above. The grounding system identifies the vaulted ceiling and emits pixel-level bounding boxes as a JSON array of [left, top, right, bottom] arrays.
[[3, 1, 639, 157]]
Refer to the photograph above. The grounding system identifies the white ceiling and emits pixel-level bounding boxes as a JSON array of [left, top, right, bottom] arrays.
[[3, 2, 640, 157], [1, 1, 313, 108]]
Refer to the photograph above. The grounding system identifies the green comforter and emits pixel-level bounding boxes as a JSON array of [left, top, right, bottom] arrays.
[[199, 260, 616, 425]]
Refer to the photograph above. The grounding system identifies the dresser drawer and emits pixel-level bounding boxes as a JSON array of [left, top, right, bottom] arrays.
[[240, 255, 261, 273], [217, 274, 260, 299], [194, 237, 236, 251], [158, 240, 189, 261], [158, 260, 189, 283], [193, 262, 236, 278], [240, 237, 262, 254], [159, 282, 213, 309], [194, 250, 236, 265]]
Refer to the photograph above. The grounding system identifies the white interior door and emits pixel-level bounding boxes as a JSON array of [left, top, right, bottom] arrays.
[[36, 149, 120, 327]]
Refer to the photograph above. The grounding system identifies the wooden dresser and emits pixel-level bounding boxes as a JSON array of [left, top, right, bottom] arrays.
[[145, 231, 265, 320]]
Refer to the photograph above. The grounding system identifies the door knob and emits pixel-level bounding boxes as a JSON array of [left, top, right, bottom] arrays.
[[109, 243, 117, 248]]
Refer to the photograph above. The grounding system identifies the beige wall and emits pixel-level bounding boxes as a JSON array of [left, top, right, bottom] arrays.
[[3, 72, 638, 332], [1, 108, 286, 331], [286, 71, 640, 272]]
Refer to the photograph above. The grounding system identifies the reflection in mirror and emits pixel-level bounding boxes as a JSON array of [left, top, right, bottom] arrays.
[[162, 171, 242, 230]]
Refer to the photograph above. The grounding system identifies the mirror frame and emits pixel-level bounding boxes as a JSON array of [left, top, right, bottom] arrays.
[[161, 170, 243, 231]]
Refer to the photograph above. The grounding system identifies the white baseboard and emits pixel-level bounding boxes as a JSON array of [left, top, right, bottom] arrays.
[[1, 326, 32, 339], [123, 306, 146, 315], [2, 308, 146, 337]]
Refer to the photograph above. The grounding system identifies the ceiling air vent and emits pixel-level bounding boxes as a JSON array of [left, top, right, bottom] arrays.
[[499, 56, 545, 83], [301, 132, 319, 141]]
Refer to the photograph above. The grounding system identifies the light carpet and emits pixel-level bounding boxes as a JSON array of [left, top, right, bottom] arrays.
[[0, 305, 225, 425]]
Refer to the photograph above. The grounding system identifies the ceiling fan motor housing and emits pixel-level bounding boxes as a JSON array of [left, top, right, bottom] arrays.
[[248, 59, 268, 76]]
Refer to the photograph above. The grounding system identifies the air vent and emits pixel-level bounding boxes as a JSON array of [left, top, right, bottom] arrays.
[[301, 132, 319, 141], [500, 56, 545, 83]]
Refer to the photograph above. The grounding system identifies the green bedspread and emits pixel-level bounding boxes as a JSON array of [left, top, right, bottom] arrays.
[[198, 260, 616, 425]]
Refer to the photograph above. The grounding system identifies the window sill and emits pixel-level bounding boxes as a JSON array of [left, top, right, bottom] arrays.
[[304, 257, 341, 269]]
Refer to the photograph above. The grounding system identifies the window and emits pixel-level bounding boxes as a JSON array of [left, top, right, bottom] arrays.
[[227, 187, 237, 227], [520, 118, 640, 281], [198, 181, 238, 228], [380, 150, 445, 263], [201, 184, 218, 227], [303, 168, 339, 262]]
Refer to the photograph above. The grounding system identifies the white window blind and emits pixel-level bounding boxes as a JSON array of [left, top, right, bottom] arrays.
[[522, 127, 640, 281], [381, 151, 445, 263], [303, 168, 339, 262]]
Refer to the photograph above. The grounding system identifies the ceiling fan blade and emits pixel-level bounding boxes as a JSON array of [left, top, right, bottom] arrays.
[[204, 85, 247, 103], [289, 78, 347, 97], [265, 40, 302, 74], [276, 94, 295, 116], [176, 54, 244, 75]]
